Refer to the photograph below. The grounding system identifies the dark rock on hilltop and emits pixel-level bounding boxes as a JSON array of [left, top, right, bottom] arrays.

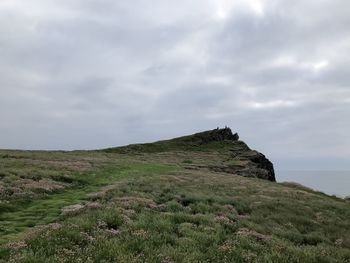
[[185, 127, 239, 143]]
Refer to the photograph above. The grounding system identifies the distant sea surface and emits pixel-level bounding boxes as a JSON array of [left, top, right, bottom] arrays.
[[276, 170, 350, 198]]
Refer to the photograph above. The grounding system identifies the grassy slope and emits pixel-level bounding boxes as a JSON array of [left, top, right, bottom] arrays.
[[0, 138, 350, 262], [0, 151, 174, 244]]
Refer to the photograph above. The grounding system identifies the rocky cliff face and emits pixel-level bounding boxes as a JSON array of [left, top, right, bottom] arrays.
[[189, 128, 276, 182]]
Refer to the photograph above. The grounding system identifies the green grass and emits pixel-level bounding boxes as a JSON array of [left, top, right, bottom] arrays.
[[103, 130, 249, 154], [0, 161, 175, 245], [1, 130, 350, 262], [1, 169, 349, 262]]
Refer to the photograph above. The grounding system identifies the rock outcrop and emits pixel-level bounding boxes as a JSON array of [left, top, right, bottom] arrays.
[[187, 127, 239, 143], [188, 128, 276, 182]]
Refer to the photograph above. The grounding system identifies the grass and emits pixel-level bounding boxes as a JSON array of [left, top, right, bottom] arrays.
[[103, 129, 247, 154], [2, 169, 349, 262], [0, 130, 350, 262], [0, 153, 175, 244]]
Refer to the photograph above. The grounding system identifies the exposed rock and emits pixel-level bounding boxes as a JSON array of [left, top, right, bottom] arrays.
[[205, 129, 276, 182], [244, 151, 275, 181], [209, 157, 275, 182], [184, 127, 239, 143], [182, 128, 275, 181]]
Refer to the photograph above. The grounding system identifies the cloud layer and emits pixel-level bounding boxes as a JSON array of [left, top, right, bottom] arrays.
[[1, 0, 349, 169]]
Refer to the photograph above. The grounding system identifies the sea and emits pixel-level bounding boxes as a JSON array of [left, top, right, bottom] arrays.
[[276, 170, 350, 198]]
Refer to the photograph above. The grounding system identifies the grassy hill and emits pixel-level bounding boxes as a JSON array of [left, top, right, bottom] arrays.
[[0, 128, 349, 262]]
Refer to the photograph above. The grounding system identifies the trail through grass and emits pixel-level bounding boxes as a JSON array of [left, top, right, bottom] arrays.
[[0, 163, 175, 244]]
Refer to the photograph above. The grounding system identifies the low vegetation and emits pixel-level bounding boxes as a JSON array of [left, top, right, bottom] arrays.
[[0, 129, 349, 262]]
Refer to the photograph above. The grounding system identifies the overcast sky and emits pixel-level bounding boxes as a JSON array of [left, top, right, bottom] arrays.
[[1, 0, 349, 170]]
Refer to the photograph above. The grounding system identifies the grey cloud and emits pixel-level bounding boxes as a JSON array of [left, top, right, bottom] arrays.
[[0, 0, 349, 170]]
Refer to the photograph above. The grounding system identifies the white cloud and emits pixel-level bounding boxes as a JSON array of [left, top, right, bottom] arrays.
[[249, 0, 265, 16], [313, 60, 329, 71], [272, 56, 297, 67], [214, 0, 235, 20], [214, 0, 265, 20], [248, 100, 298, 109]]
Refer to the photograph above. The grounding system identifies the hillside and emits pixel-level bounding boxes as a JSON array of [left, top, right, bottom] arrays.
[[103, 128, 275, 182], [0, 128, 349, 262]]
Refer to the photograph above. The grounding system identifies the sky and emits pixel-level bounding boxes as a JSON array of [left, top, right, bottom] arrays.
[[0, 0, 349, 170]]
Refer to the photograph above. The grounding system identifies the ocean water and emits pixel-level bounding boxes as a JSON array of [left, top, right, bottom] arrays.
[[276, 170, 350, 198]]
